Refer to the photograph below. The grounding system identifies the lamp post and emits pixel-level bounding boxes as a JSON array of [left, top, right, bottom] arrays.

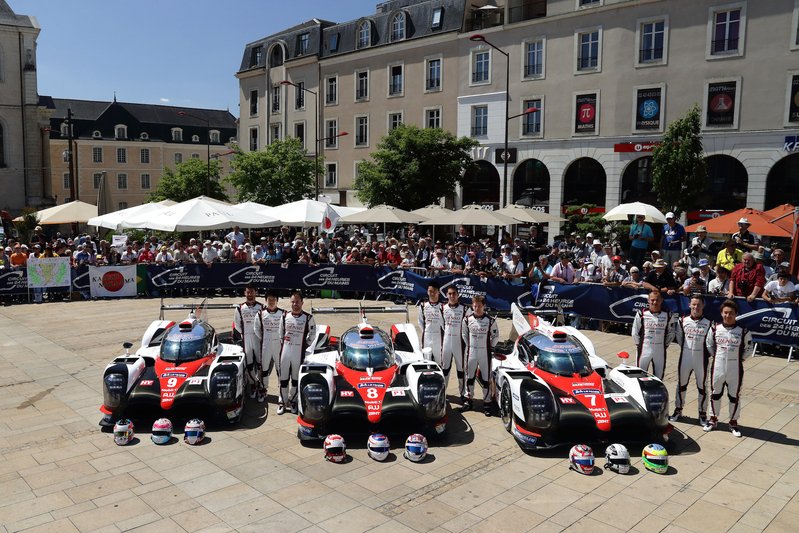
[[178, 111, 211, 196], [281, 80, 319, 201]]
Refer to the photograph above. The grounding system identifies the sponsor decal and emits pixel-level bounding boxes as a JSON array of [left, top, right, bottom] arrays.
[[614, 143, 660, 153], [559, 397, 576, 404], [340, 390, 354, 397], [228, 265, 276, 286], [575, 93, 597, 133], [299, 424, 313, 435], [161, 372, 187, 378], [150, 266, 201, 287], [439, 277, 487, 301], [139, 380, 154, 386], [593, 411, 608, 419], [572, 389, 602, 396], [610, 396, 629, 403], [527, 284, 575, 311], [513, 425, 538, 445], [377, 270, 416, 292], [302, 267, 351, 288], [391, 390, 406, 396], [357, 383, 386, 389], [790, 76, 799, 124], [635, 87, 662, 130], [639, 377, 654, 381], [188, 378, 203, 385], [513, 392, 520, 402], [706, 82, 736, 126]]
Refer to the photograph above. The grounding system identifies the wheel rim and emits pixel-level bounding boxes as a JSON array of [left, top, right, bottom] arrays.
[[501, 385, 511, 428]]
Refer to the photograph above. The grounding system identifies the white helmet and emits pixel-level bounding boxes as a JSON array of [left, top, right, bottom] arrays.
[[151, 418, 173, 445], [113, 419, 135, 446], [367, 434, 390, 461], [569, 444, 595, 475], [404, 434, 428, 462], [184, 419, 205, 445], [604, 443, 630, 474], [324, 434, 347, 463]]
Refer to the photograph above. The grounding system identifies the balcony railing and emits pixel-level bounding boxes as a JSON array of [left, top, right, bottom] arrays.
[[639, 48, 663, 62], [356, 88, 368, 100], [465, 12, 504, 32], [578, 56, 598, 70], [389, 83, 403, 95], [296, 97, 305, 109], [472, 71, 489, 83], [524, 64, 542, 77], [325, 139, 337, 148], [326, 93, 337, 104], [523, 122, 541, 135], [356, 135, 368, 146], [508, 1, 547, 24], [426, 78, 441, 90], [271, 102, 280, 112], [471, 125, 487, 137], [711, 38, 739, 54]]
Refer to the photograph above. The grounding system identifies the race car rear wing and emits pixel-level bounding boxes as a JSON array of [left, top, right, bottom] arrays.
[[158, 298, 237, 321], [311, 302, 410, 324]]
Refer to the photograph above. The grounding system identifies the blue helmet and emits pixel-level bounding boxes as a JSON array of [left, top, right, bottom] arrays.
[[404, 434, 428, 462]]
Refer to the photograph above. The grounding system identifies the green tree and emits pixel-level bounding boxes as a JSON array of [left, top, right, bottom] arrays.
[[149, 158, 229, 203], [354, 124, 479, 209], [563, 204, 631, 246], [16, 207, 40, 245], [652, 104, 708, 219], [225, 136, 319, 205]]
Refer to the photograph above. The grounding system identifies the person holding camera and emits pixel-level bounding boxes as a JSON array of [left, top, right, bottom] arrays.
[[728, 253, 766, 303], [690, 225, 715, 262], [708, 266, 731, 295], [628, 214, 654, 269], [682, 268, 707, 296]]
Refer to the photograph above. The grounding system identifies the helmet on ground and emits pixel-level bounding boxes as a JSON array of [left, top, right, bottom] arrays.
[[367, 434, 390, 461], [604, 444, 631, 474], [404, 434, 428, 462], [184, 419, 205, 445], [569, 444, 595, 475], [324, 434, 347, 463], [113, 419, 135, 446], [642, 444, 668, 474], [151, 418, 173, 445]]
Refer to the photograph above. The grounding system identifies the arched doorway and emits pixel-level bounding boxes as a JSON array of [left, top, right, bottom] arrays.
[[620, 156, 657, 205], [462, 160, 500, 209], [701, 155, 747, 211], [765, 153, 799, 209], [513, 159, 550, 207], [563, 157, 606, 208]]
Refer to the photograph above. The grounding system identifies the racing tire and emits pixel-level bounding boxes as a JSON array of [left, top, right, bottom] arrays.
[[500, 382, 512, 433]]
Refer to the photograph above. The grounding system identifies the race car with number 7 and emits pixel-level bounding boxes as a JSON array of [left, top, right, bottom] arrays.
[[492, 304, 672, 450]]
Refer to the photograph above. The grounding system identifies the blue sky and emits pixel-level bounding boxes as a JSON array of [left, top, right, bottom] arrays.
[[13, 0, 377, 116]]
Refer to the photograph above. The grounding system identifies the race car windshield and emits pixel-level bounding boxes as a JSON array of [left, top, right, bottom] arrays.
[[535, 349, 592, 377], [161, 337, 205, 363], [340, 330, 393, 371]]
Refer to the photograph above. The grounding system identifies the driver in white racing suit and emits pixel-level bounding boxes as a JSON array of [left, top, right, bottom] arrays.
[[461, 295, 499, 415], [442, 285, 471, 400], [704, 299, 753, 437], [233, 283, 263, 400], [253, 290, 285, 405], [631, 289, 675, 379], [418, 280, 444, 367], [277, 290, 317, 415], [671, 293, 712, 425]]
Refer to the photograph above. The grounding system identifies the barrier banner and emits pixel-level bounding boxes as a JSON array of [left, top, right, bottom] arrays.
[[27, 257, 71, 288], [89, 266, 138, 298]]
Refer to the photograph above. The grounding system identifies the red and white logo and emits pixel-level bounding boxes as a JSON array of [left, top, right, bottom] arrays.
[[560, 397, 576, 404], [102, 271, 125, 292], [139, 380, 154, 386], [340, 390, 354, 397], [391, 390, 406, 396], [611, 396, 629, 403]]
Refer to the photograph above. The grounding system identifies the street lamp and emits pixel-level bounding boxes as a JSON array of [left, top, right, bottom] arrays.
[[178, 111, 211, 196], [470, 33, 512, 207], [281, 80, 320, 201]]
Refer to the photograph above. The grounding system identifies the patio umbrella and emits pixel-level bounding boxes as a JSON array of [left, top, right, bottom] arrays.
[[764, 204, 796, 234], [120, 196, 279, 231], [14, 200, 97, 224], [340, 205, 429, 224], [410, 204, 454, 219], [684, 207, 792, 238], [260, 199, 364, 226], [603, 202, 667, 224], [419, 204, 518, 226], [230, 201, 271, 212], [496, 205, 566, 224], [88, 200, 175, 230]]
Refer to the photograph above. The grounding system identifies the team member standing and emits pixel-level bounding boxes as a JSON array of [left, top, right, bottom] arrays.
[[277, 290, 317, 414], [441, 286, 472, 401], [631, 290, 674, 379], [461, 295, 499, 415], [671, 294, 712, 426], [418, 280, 445, 366], [233, 283, 264, 400], [704, 300, 753, 437], [253, 290, 285, 404]]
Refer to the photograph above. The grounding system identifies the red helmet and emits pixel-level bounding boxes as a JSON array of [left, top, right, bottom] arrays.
[[569, 444, 595, 475], [324, 434, 347, 463]]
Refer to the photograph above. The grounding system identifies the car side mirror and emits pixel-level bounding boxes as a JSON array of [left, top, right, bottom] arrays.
[[493, 354, 507, 361], [422, 347, 433, 361], [123, 342, 133, 349], [617, 351, 630, 359]]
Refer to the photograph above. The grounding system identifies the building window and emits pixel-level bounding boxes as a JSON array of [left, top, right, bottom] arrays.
[[525, 40, 543, 77], [358, 21, 370, 49], [92, 147, 103, 164], [523, 99, 542, 135], [271, 125, 280, 143], [172, 128, 183, 142], [93, 130, 102, 139], [432, 8, 442, 28], [356, 116, 369, 146], [191, 153, 200, 159], [117, 173, 128, 190], [116, 125, 127, 139], [250, 89, 259, 116], [119, 202, 128, 210], [141, 173, 151, 190], [269, 45, 284, 67], [472, 107, 488, 136], [117, 147, 127, 164], [578, 30, 599, 70], [249, 128, 258, 151], [325, 163, 337, 188], [295, 123, 305, 149], [640, 21, 664, 62], [140, 148, 150, 164], [62, 173, 71, 190], [426, 108, 441, 129], [356, 70, 369, 101], [392, 13, 405, 41], [712, 8, 741, 54], [426, 58, 441, 90], [389, 64, 403, 96], [0, 124, 3, 168], [295, 82, 305, 109], [325, 119, 339, 148], [389, 112, 403, 131], [331, 33, 340, 53], [579, 0, 601, 5], [175, 153, 183, 164], [62, 150, 69, 163], [140, 132, 149, 140], [192, 135, 200, 143], [92, 173, 102, 190], [473, 51, 490, 83], [272, 85, 280, 112], [210, 130, 220, 143], [298, 33, 309, 56], [251, 45, 263, 67], [326, 76, 338, 104]]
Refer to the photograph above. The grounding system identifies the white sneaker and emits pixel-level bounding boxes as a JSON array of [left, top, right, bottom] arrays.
[[731, 426, 742, 438], [257, 389, 266, 403], [249, 387, 257, 399], [290, 403, 298, 415], [276, 403, 285, 415], [703, 422, 716, 432]]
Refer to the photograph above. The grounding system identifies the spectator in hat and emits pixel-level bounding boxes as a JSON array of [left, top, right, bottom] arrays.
[[717, 239, 744, 271], [628, 214, 654, 269], [527, 226, 547, 264], [660, 212, 686, 267], [753, 251, 773, 279], [590, 241, 604, 268], [697, 259, 715, 286], [728, 252, 766, 302], [689, 225, 715, 262], [201, 240, 218, 267], [30, 225, 47, 247], [643, 258, 678, 295], [682, 268, 707, 295], [708, 266, 731, 295], [732, 218, 759, 252], [430, 249, 449, 276], [571, 236, 588, 261], [386, 244, 402, 268], [450, 249, 467, 274], [623, 266, 643, 290], [503, 251, 525, 285], [9, 244, 27, 268], [603, 256, 627, 287], [155, 246, 173, 264], [763, 271, 797, 304], [550, 254, 577, 284], [0, 246, 9, 269], [600, 243, 614, 278], [282, 243, 299, 264], [584, 232, 595, 248]]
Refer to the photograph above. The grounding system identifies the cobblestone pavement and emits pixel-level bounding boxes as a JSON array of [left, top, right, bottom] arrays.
[[1, 297, 798, 533]]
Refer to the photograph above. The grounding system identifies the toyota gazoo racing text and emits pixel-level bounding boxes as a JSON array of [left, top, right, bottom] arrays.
[[99, 300, 247, 426], [296, 305, 448, 440], [492, 304, 672, 450]]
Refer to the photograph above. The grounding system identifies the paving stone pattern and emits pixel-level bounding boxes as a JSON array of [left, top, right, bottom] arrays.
[[1, 297, 798, 532]]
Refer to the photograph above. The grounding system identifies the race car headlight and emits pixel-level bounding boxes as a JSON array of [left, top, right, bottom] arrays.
[[103, 374, 126, 409], [301, 382, 329, 422], [418, 379, 446, 419], [525, 391, 554, 429], [643, 388, 669, 418], [210, 371, 237, 405]]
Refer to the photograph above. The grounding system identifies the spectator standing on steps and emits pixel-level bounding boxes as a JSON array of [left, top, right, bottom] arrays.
[[732, 218, 759, 253], [660, 212, 686, 267], [628, 214, 654, 269]]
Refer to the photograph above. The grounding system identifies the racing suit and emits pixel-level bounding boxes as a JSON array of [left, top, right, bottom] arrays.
[[442, 303, 471, 395], [631, 309, 674, 380], [705, 322, 753, 424], [234, 301, 263, 389], [461, 314, 500, 402], [253, 307, 285, 394], [674, 315, 712, 415], [278, 311, 317, 406], [418, 300, 444, 365]]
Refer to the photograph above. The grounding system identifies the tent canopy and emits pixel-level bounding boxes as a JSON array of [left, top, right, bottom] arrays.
[[259, 199, 365, 226], [88, 200, 176, 230], [121, 196, 279, 231], [14, 201, 98, 224]]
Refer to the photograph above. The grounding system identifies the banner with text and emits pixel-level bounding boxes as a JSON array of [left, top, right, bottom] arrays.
[[89, 265, 138, 298]]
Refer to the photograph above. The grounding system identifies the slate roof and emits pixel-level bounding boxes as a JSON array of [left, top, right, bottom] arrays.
[[0, 0, 37, 28]]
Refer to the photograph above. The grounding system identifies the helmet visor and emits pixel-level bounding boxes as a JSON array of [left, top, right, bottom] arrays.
[[185, 430, 202, 438], [370, 446, 390, 454], [153, 430, 172, 437], [646, 456, 668, 466], [406, 445, 426, 454], [326, 446, 345, 455], [114, 430, 130, 438], [607, 457, 630, 466], [573, 458, 594, 467]]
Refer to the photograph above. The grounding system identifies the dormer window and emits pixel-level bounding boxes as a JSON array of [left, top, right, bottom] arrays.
[[432, 8, 443, 28], [115, 125, 127, 139], [172, 128, 183, 142], [140, 132, 149, 140], [210, 130, 220, 143], [298, 33, 309, 56], [192, 135, 200, 143], [358, 21, 371, 49], [392, 13, 405, 41], [60, 123, 69, 136], [331, 33, 340, 52], [93, 130, 102, 139]]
